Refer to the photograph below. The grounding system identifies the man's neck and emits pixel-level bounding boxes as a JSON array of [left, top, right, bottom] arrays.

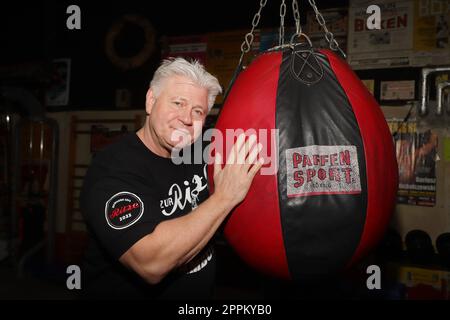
[[137, 124, 171, 158]]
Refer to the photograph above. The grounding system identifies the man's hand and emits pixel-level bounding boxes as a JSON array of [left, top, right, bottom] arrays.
[[120, 134, 264, 285], [212, 133, 264, 208]]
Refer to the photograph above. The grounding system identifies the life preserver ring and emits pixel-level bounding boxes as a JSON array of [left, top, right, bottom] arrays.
[[105, 14, 155, 70]]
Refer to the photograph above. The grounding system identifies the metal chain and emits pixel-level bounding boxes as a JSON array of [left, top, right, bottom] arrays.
[[240, 0, 267, 55], [279, 0, 287, 46], [307, 0, 346, 58], [292, 0, 302, 35]]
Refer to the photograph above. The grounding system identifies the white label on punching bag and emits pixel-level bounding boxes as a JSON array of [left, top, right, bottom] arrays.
[[286, 145, 362, 197]]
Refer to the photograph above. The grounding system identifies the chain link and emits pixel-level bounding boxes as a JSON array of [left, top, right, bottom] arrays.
[[279, 0, 287, 46], [240, 0, 346, 60], [307, 0, 346, 58], [292, 0, 302, 35], [240, 0, 267, 54]]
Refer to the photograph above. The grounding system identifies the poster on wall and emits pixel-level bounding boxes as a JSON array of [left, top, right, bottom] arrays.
[[305, 7, 348, 53], [206, 29, 260, 104], [347, 0, 414, 69], [380, 80, 415, 100], [411, 0, 450, 66], [260, 27, 295, 52], [348, 0, 450, 68], [388, 120, 438, 206], [161, 34, 207, 65], [45, 58, 71, 106]]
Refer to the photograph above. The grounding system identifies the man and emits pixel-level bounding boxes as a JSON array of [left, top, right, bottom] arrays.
[[80, 57, 263, 299]]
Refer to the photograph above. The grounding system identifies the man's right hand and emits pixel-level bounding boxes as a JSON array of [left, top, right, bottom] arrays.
[[120, 133, 264, 285], [212, 133, 264, 209]]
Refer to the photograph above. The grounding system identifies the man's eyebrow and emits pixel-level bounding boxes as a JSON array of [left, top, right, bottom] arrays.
[[171, 96, 187, 101], [172, 96, 206, 110]]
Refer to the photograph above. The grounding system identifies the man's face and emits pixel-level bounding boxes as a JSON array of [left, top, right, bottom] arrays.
[[145, 75, 209, 156]]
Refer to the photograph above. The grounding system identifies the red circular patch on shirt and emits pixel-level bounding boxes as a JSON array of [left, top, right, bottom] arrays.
[[105, 191, 144, 229]]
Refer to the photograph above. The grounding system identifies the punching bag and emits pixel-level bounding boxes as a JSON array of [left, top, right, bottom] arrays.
[[208, 43, 398, 280]]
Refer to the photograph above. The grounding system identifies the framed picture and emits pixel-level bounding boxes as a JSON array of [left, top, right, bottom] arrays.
[[46, 58, 71, 106]]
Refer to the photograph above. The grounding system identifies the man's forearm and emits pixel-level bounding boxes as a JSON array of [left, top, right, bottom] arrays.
[[179, 192, 235, 264], [152, 192, 234, 269], [120, 192, 234, 284]]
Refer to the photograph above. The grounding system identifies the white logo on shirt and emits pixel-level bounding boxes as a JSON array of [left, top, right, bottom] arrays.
[[160, 165, 208, 216], [186, 246, 214, 274]]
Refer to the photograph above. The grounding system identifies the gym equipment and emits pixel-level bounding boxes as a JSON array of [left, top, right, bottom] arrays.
[[436, 232, 450, 268], [208, 0, 398, 280], [1, 86, 59, 275], [405, 229, 434, 265]]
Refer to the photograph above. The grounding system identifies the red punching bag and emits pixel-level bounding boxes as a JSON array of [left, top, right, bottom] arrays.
[[208, 42, 398, 280]]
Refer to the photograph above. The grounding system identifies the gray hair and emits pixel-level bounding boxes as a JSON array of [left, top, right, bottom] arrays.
[[150, 57, 222, 111]]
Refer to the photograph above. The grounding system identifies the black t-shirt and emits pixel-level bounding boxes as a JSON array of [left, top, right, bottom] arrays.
[[80, 133, 215, 299]]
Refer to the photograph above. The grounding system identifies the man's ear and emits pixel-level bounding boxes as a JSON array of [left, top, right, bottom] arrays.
[[145, 88, 156, 115]]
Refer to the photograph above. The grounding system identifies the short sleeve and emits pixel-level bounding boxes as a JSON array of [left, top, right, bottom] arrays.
[[80, 176, 160, 259]]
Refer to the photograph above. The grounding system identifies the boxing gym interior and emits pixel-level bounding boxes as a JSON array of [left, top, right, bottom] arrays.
[[1, 0, 450, 301]]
